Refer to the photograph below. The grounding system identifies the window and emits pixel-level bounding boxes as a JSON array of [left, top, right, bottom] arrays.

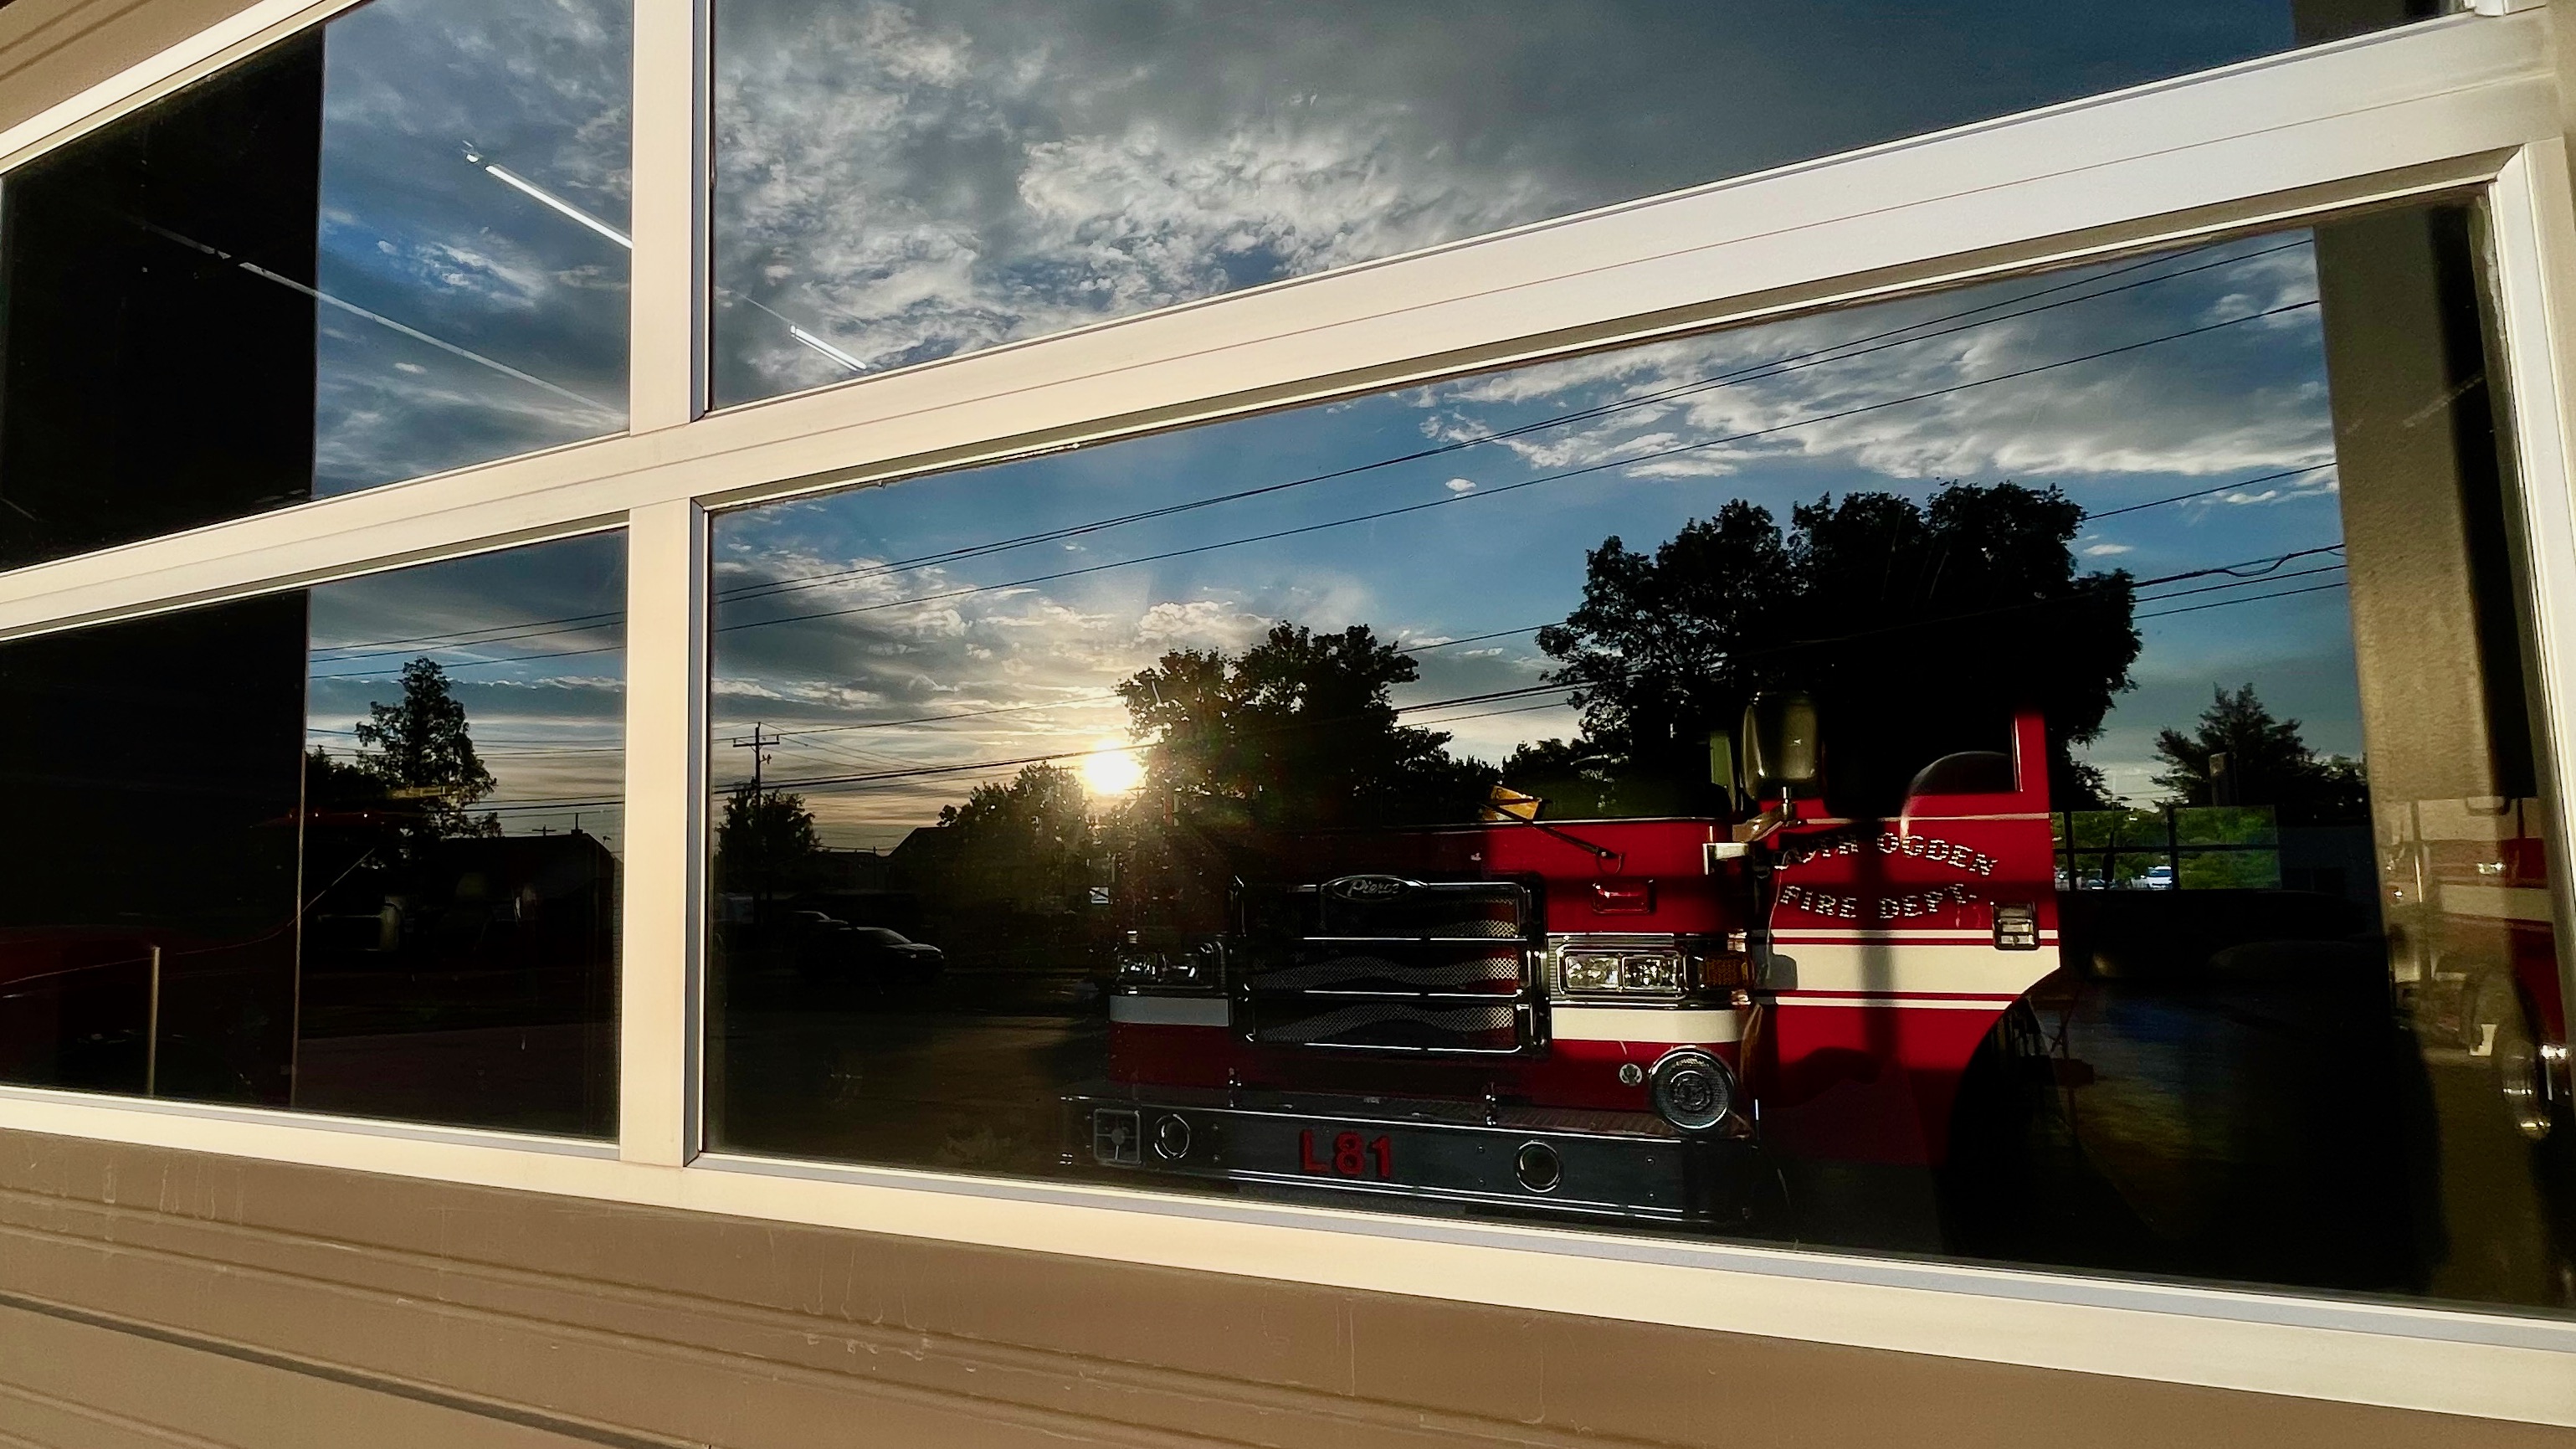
[[710, 0, 2436, 405], [0, 0, 632, 568], [0, 533, 625, 1135], [706, 200, 2576, 1312], [1, 0, 2570, 1416]]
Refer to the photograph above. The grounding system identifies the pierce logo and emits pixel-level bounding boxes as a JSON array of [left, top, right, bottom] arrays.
[[1326, 875, 1416, 902]]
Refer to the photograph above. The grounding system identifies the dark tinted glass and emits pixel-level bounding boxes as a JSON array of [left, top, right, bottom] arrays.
[[0, 534, 624, 1134], [707, 203, 2576, 1311], [711, 0, 2438, 406], [0, 0, 630, 568]]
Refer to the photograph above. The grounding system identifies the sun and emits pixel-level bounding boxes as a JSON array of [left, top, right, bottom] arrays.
[[1080, 742, 1145, 797]]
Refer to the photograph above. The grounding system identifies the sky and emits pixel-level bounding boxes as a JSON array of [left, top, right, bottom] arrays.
[[707, 0, 2361, 403], [305, 534, 628, 855], [703, 229, 2370, 850], [268, 0, 2427, 852], [310, 0, 630, 496]]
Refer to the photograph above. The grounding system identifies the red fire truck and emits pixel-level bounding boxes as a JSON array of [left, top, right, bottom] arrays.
[[1067, 698, 2064, 1224], [2391, 794, 2571, 1143]]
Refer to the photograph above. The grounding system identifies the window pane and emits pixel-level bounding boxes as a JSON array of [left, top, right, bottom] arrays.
[[0, 534, 624, 1135], [711, 0, 2437, 407], [706, 202, 2576, 1311], [0, 0, 630, 568]]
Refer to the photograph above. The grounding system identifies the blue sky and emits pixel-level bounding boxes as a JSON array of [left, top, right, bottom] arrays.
[[707, 230, 2360, 849], [311, 0, 629, 496]]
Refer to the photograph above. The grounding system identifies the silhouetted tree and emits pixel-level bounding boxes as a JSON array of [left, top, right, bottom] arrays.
[[934, 763, 1093, 908], [1538, 482, 2138, 814], [2153, 683, 2368, 824], [350, 657, 498, 843], [714, 781, 821, 894], [1117, 623, 1496, 828]]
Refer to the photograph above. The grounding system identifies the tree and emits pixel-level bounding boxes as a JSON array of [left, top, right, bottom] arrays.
[[2153, 683, 2368, 824], [714, 781, 820, 893], [1497, 737, 1622, 819], [933, 763, 1093, 908], [351, 657, 498, 841], [1116, 623, 1496, 828], [1533, 501, 1792, 812], [1538, 482, 2139, 814]]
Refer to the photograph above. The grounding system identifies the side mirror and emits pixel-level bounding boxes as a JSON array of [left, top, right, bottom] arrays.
[[1742, 691, 1822, 798]]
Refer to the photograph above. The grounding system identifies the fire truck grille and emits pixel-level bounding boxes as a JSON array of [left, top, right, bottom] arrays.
[[1247, 999, 1524, 1052], [1247, 947, 1525, 994], [1239, 877, 1538, 1053], [1317, 882, 1524, 938]]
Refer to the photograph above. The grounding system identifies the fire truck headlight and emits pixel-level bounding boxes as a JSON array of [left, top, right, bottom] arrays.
[[1561, 952, 1621, 993], [1622, 953, 1684, 993], [1649, 1048, 1734, 1133], [1120, 941, 1224, 992]]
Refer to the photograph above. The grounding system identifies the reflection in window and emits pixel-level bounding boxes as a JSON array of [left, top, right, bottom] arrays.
[[707, 203, 2576, 1310], [0, 0, 629, 568], [711, 0, 2435, 406], [0, 534, 624, 1135]]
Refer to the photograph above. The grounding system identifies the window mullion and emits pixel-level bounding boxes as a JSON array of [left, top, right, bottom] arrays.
[[618, 498, 708, 1165], [629, 0, 709, 432]]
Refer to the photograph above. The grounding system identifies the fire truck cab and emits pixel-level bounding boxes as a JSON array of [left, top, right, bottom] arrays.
[[1068, 699, 2065, 1225]]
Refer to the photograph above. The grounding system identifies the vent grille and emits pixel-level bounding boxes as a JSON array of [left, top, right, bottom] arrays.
[[1240, 876, 1537, 1054]]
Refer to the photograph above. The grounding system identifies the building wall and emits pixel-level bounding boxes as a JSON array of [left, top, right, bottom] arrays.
[[0, 0, 268, 128], [0, 1127, 2562, 1449], [0, 4, 2569, 1446]]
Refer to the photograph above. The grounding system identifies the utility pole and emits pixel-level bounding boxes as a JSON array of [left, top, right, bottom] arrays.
[[730, 725, 780, 921], [731, 724, 778, 797]]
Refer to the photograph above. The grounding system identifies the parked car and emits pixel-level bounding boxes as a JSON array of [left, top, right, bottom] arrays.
[[790, 914, 944, 989]]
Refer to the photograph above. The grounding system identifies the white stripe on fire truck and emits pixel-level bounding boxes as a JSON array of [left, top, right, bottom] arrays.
[[1548, 1006, 1744, 1044], [1755, 993, 2019, 1011], [2440, 884, 2554, 923], [1763, 941, 2060, 996], [1772, 927, 2071, 943], [1108, 994, 1231, 1027]]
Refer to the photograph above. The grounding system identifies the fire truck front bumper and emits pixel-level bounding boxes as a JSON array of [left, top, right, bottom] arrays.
[[1064, 1087, 1771, 1225]]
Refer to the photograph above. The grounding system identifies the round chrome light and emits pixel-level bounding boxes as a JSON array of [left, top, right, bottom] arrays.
[[1513, 1141, 1563, 1194], [1649, 1048, 1733, 1133], [1151, 1113, 1193, 1161]]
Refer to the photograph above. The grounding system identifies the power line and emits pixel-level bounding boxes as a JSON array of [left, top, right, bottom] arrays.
[[716, 544, 2342, 745], [2137, 578, 2349, 620], [714, 239, 2301, 610], [716, 299, 2323, 640], [730, 539, 2356, 796], [2081, 462, 2336, 522], [288, 239, 2301, 664]]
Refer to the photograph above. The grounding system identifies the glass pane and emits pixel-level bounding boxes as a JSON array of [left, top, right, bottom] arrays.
[[0, 0, 630, 568], [0, 534, 624, 1134], [711, 0, 2440, 408], [707, 201, 2576, 1311]]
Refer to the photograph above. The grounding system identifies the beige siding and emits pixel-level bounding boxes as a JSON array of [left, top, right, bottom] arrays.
[[0, 1128, 2563, 1449], [0, 0, 272, 133]]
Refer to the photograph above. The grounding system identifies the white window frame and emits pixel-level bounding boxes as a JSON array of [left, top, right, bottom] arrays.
[[0, 3, 2573, 1427]]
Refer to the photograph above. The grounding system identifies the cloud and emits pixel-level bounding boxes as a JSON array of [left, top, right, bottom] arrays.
[[1443, 477, 1477, 493], [708, 0, 2304, 407], [2084, 542, 2135, 557], [1409, 239, 2334, 488], [310, 0, 631, 493]]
